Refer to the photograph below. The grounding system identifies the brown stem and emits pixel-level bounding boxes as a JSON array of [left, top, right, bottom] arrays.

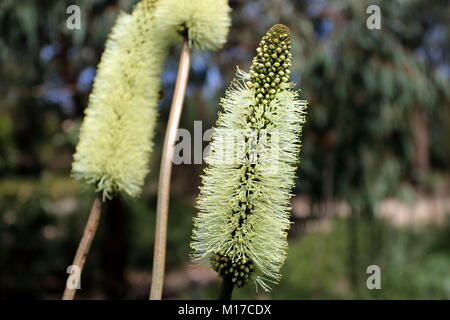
[[62, 193, 103, 300], [149, 41, 191, 300], [219, 277, 235, 300]]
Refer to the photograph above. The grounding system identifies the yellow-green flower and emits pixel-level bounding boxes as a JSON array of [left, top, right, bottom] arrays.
[[154, 0, 231, 50], [191, 25, 308, 291], [72, 0, 169, 199]]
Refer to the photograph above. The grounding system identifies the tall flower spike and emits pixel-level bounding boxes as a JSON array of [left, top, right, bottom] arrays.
[[71, 0, 169, 199], [191, 24, 308, 292], [154, 0, 231, 50]]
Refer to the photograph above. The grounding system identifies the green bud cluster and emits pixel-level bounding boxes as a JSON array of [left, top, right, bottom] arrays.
[[247, 24, 292, 105], [211, 251, 254, 288]]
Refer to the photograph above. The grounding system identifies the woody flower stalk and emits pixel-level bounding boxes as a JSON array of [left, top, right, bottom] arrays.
[[191, 24, 307, 298], [63, 0, 168, 300], [149, 0, 231, 300]]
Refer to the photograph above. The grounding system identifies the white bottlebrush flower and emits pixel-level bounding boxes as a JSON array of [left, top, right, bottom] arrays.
[[71, 0, 170, 199], [154, 0, 231, 50], [191, 24, 308, 291]]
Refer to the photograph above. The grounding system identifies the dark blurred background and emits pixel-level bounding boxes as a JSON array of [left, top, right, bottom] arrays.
[[1, 0, 449, 299]]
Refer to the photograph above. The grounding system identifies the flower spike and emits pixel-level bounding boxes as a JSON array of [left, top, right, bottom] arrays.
[[191, 24, 308, 292], [71, 0, 170, 200]]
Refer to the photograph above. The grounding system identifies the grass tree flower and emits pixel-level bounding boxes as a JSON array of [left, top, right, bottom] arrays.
[[191, 24, 308, 292], [71, 0, 169, 199], [154, 0, 231, 50]]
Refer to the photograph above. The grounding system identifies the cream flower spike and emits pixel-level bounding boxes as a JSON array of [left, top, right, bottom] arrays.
[[71, 0, 169, 200], [154, 0, 231, 50], [191, 24, 308, 292]]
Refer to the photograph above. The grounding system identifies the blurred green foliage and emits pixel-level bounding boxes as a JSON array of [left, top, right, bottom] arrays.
[[182, 218, 450, 300], [276, 219, 450, 299]]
